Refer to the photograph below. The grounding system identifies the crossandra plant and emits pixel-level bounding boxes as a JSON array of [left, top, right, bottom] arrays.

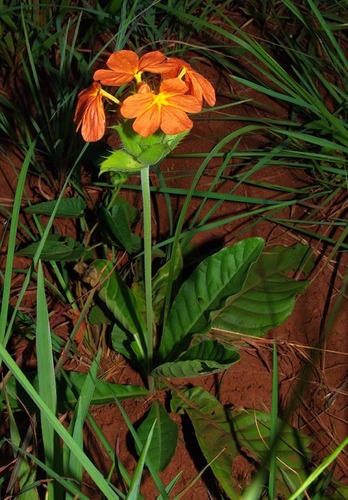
[[67, 47, 332, 497], [0, 35, 346, 500]]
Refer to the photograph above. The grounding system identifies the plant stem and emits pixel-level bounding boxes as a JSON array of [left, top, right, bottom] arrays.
[[141, 166, 153, 378]]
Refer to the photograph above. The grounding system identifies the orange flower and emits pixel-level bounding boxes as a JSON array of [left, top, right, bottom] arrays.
[[120, 78, 202, 137], [74, 82, 120, 142], [162, 58, 216, 106], [93, 50, 167, 86]]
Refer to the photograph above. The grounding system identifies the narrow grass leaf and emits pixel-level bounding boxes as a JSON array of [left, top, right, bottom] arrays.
[[36, 260, 60, 497], [66, 350, 102, 497], [0, 345, 119, 498], [126, 420, 156, 500]]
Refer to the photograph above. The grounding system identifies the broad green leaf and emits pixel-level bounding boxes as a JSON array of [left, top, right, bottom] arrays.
[[138, 143, 167, 164], [16, 235, 85, 262], [1, 370, 148, 411], [24, 197, 86, 218], [212, 244, 312, 337], [108, 194, 140, 225], [172, 386, 314, 499], [111, 323, 140, 361], [136, 401, 178, 471], [171, 386, 241, 498], [88, 304, 112, 325], [152, 340, 240, 378], [100, 149, 144, 174], [114, 121, 143, 158], [99, 205, 141, 253], [83, 259, 147, 363], [228, 407, 313, 497], [158, 238, 265, 362], [152, 248, 183, 324]]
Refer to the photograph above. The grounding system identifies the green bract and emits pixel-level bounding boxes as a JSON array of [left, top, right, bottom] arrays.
[[100, 121, 189, 173]]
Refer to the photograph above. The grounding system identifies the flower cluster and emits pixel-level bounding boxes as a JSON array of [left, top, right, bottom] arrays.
[[74, 50, 215, 141]]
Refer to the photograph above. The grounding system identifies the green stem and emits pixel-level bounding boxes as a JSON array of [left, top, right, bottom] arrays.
[[141, 166, 153, 377]]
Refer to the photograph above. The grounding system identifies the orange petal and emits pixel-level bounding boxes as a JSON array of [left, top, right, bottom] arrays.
[[160, 78, 188, 95], [160, 106, 193, 135], [74, 82, 105, 142], [138, 51, 166, 72], [121, 93, 155, 119], [107, 50, 139, 71], [137, 82, 151, 94], [185, 71, 216, 106], [93, 68, 134, 86], [81, 99, 105, 142], [132, 105, 161, 137], [160, 57, 186, 77], [167, 94, 202, 113], [94, 50, 139, 85]]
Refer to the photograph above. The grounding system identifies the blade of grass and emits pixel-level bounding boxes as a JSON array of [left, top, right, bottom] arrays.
[[66, 350, 102, 498], [269, 341, 278, 499], [36, 259, 62, 498], [0, 343, 119, 498], [288, 436, 348, 500], [0, 139, 37, 348], [126, 420, 156, 500]]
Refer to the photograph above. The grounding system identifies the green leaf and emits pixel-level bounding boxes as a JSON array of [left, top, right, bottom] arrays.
[[115, 121, 189, 165], [83, 260, 147, 364], [171, 386, 241, 498], [1, 370, 148, 411], [88, 305, 112, 325], [228, 407, 313, 497], [36, 260, 61, 497], [99, 205, 141, 253], [16, 235, 85, 262], [171, 386, 314, 499], [158, 238, 265, 362], [108, 194, 140, 225], [0, 346, 118, 498], [152, 340, 240, 378], [136, 401, 178, 472], [212, 244, 312, 337], [152, 248, 183, 324], [100, 149, 144, 174], [67, 352, 101, 494], [114, 121, 143, 158], [137, 143, 167, 164], [127, 420, 156, 500], [24, 197, 86, 218], [110, 323, 139, 361]]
